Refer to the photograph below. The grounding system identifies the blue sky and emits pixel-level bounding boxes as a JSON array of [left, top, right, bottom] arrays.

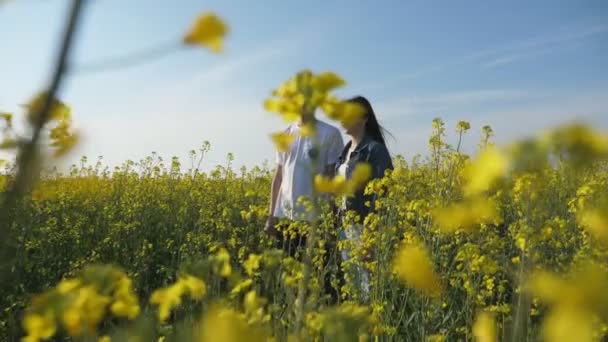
[[1, 0, 607, 170]]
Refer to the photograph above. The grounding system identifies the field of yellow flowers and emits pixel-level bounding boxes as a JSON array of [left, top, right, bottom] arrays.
[[1, 114, 607, 341], [0, 9, 607, 341]]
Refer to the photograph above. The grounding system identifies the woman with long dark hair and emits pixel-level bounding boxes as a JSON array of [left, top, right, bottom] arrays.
[[334, 95, 393, 299]]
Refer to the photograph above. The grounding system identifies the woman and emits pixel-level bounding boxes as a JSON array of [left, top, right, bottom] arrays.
[[335, 96, 393, 300]]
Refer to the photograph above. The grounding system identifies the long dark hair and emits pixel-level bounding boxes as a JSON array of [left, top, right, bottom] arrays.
[[347, 96, 391, 149]]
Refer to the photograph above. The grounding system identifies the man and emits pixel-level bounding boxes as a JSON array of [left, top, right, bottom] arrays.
[[264, 113, 344, 252]]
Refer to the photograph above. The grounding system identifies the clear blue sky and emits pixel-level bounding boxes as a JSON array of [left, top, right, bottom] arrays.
[[1, 0, 607, 170]]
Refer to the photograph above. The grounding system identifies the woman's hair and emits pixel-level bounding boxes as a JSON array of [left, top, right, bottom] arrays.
[[347, 96, 391, 149]]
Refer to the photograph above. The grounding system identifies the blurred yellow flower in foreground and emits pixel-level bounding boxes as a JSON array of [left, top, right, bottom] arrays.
[[243, 253, 262, 276], [110, 276, 140, 319], [462, 147, 510, 196], [24, 91, 71, 124], [393, 241, 442, 297], [314, 174, 346, 194], [322, 98, 366, 127], [310, 72, 345, 93], [433, 197, 500, 233], [541, 308, 595, 342], [314, 163, 371, 195], [526, 262, 608, 342], [184, 12, 229, 53], [578, 209, 608, 245], [150, 274, 206, 322], [22, 311, 56, 342], [472, 311, 496, 342], [62, 286, 111, 336], [544, 124, 608, 163], [182, 275, 207, 300], [197, 304, 267, 342], [270, 132, 294, 152], [349, 163, 372, 191], [264, 70, 364, 127]]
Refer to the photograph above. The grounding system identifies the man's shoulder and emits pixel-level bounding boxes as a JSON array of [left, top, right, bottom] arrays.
[[316, 120, 341, 136]]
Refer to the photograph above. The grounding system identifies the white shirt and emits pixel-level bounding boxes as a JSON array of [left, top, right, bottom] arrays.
[[337, 144, 354, 209], [275, 120, 344, 220]]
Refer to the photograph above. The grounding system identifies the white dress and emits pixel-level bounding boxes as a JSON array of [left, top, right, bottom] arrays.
[[337, 147, 370, 299]]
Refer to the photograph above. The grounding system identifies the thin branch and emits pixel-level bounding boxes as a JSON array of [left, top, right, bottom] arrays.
[[70, 40, 183, 75], [0, 0, 86, 283]]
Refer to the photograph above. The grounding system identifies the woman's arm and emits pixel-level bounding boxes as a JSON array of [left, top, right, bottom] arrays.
[[368, 143, 393, 180]]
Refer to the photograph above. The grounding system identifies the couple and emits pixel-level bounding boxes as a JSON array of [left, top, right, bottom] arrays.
[[264, 96, 393, 299]]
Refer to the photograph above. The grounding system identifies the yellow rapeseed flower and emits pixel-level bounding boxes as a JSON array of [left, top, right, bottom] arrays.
[[472, 311, 496, 342], [215, 248, 232, 277], [314, 174, 347, 195], [61, 286, 111, 336], [322, 99, 366, 127], [545, 124, 608, 163], [542, 308, 595, 342], [578, 209, 608, 245], [56, 278, 81, 294], [22, 311, 56, 342], [150, 282, 186, 322], [310, 72, 345, 93], [110, 276, 140, 319], [230, 279, 253, 297], [24, 91, 71, 124], [243, 254, 262, 276], [349, 163, 372, 191], [270, 132, 294, 153], [462, 147, 510, 197], [181, 274, 207, 300], [98, 336, 111, 342], [197, 304, 267, 342], [392, 242, 442, 297], [433, 197, 500, 233], [183, 13, 229, 53]]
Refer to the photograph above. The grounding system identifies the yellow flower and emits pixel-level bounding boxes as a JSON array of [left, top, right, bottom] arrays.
[[181, 274, 207, 300], [197, 304, 267, 342], [433, 197, 500, 233], [542, 308, 595, 342], [392, 241, 442, 297], [349, 163, 372, 191], [462, 147, 510, 196], [22, 311, 56, 342], [230, 279, 253, 297], [578, 209, 608, 245], [110, 299, 140, 320], [426, 334, 446, 342], [62, 307, 82, 337], [323, 99, 366, 127], [24, 91, 71, 124], [110, 276, 140, 319], [243, 254, 262, 276], [183, 12, 229, 53], [216, 248, 232, 277], [314, 174, 346, 194], [545, 124, 608, 163], [150, 282, 185, 322], [472, 311, 496, 342], [57, 278, 81, 294], [310, 72, 345, 93], [98, 336, 111, 342], [270, 132, 294, 153], [61, 286, 111, 336]]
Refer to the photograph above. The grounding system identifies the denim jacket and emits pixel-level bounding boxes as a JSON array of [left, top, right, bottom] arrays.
[[334, 135, 393, 220]]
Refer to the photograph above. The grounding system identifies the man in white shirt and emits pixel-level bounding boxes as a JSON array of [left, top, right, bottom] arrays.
[[264, 115, 344, 246]]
